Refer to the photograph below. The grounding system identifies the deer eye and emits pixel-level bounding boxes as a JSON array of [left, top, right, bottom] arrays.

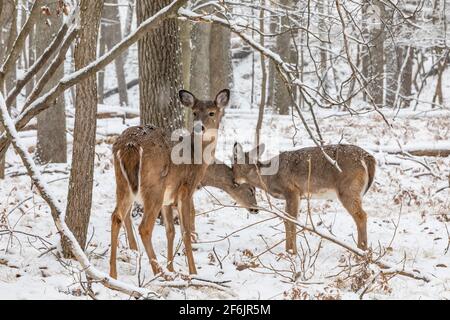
[[209, 112, 215, 117], [193, 112, 198, 117]]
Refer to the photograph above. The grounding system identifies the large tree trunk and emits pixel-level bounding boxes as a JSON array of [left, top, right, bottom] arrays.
[[274, 0, 293, 115], [190, 17, 211, 100], [36, 0, 67, 164], [62, 0, 103, 257], [0, 0, 16, 179], [137, 0, 183, 130], [180, 20, 192, 127], [98, 0, 128, 106], [210, 23, 233, 98], [363, 0, 385, 107]]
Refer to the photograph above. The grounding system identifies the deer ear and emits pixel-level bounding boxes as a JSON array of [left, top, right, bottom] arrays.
[[256, 143, 265, 156], [233, 142, 244, 162], [249, 143, 265, 162], [215, 89, 230, 109], [179, 90, 195, 108]]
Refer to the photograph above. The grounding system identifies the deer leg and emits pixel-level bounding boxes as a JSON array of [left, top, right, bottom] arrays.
[[284, 193, 299, 254], [189, 197, 198, 243], [139, 190, 164, 275], [178, 187, 197, 274], [110, 196, 133, 279], [124, 207, 138, 251], [161, 205, 176, 272], [338, 194, 368, 250]]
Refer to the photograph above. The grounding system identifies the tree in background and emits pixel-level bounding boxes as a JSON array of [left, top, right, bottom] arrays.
[[36, 0, 67, 164], [98, 0, 128, 107], [137, 0, 183, 130], [274, 0, 295, 115], [62, 0, 104, 257]]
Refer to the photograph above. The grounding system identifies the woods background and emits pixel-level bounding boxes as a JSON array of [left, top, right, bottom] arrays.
[[0, 0, 449, 299]]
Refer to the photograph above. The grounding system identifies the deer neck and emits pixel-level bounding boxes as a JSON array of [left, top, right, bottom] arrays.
[[247, 161, 275, 192], [189, 131, 218, 167], [201, 163, 233, 191]]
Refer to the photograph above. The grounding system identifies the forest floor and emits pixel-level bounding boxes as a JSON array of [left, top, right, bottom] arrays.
[[1, 99, 449, 299]]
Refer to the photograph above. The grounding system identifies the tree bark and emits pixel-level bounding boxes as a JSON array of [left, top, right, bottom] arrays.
[[180, 19, 192, 127], [98, 0, 128, 106], [274, 0, 293, 115], [364, 0, 385, 107], [36, 0, 67, 164], [0, 0, 16, 179], [137, 0, 183, 130], [62, 0, 103, 257], [190, 15, 211, 100], [266, 11, 277, 108], [210, 23, 233, 97]]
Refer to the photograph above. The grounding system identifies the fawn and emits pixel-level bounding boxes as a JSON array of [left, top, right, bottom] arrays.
[[232, 143, 376, 252], [110, 89, 230, 278], [123, 162, 258, 272]]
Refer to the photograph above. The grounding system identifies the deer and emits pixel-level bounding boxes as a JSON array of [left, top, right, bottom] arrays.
[[232, 143, 376, 253], [110, 89, 230, 279], [122, 162, 259, 272]]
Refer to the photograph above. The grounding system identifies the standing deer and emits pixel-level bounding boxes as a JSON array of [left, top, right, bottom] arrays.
[[110, 89, 230, 279], [232, 143, 376, 252], [123, 162, 258, 271]]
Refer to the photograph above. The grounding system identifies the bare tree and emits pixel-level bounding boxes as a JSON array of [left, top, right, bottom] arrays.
[[274, 0, 294, 115], [62, 0, 104, 257], [98, 0, 128, 106], [210, 23, 233, 100], [190, 6, 212, 99], [137, 0, 183, 129], [363, 0, 385, 107], [36, 0, 67, 164]]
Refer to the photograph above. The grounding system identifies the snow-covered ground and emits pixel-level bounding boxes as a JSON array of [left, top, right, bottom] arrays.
[[1, 47, 450, 300]]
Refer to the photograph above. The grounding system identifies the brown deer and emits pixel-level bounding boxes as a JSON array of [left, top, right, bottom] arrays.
[[110, 89, 230, 279], [232, 143, 376, 252], [122, 162, 259, 272]]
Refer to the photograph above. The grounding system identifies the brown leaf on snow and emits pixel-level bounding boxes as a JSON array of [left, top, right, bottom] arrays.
[[435, 264, 447, 268]]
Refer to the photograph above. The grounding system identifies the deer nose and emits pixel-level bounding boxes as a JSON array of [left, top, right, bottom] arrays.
[[249, 208, 259, 214], [193, 121, 205, 134]]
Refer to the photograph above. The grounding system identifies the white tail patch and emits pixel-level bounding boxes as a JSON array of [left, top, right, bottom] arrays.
[[136, 147, 144, 204], [360, 159, 369, 198], [116, 149, 143, 204]]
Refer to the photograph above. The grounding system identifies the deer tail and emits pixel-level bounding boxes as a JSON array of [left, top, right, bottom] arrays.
[[115, 142, 142, 195], [363, 154, 376, 195]]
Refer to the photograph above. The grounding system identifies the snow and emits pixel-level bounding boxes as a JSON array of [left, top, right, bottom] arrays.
[[1, 65, 450, 298], [1, 3, 450, 300]]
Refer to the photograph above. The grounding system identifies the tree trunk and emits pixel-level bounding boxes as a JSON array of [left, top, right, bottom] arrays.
[[5, 0, 17, 109], [190, 16, 211, 100], [36, 0, 67, 164], [180, 20, 192, 127], [384, 5, 398, 108], [318, 0, 329, 100], [398, 46, 413, 108], [137, 0, 183, 130], [364, 0, 385, 107], [0, 0, 16, 179], [274, 0, 293, 115], [266, 11, 277, 108], [100, 0, 128, 106], [62, 0, 103, 257], [210, 23, 233, 97]]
